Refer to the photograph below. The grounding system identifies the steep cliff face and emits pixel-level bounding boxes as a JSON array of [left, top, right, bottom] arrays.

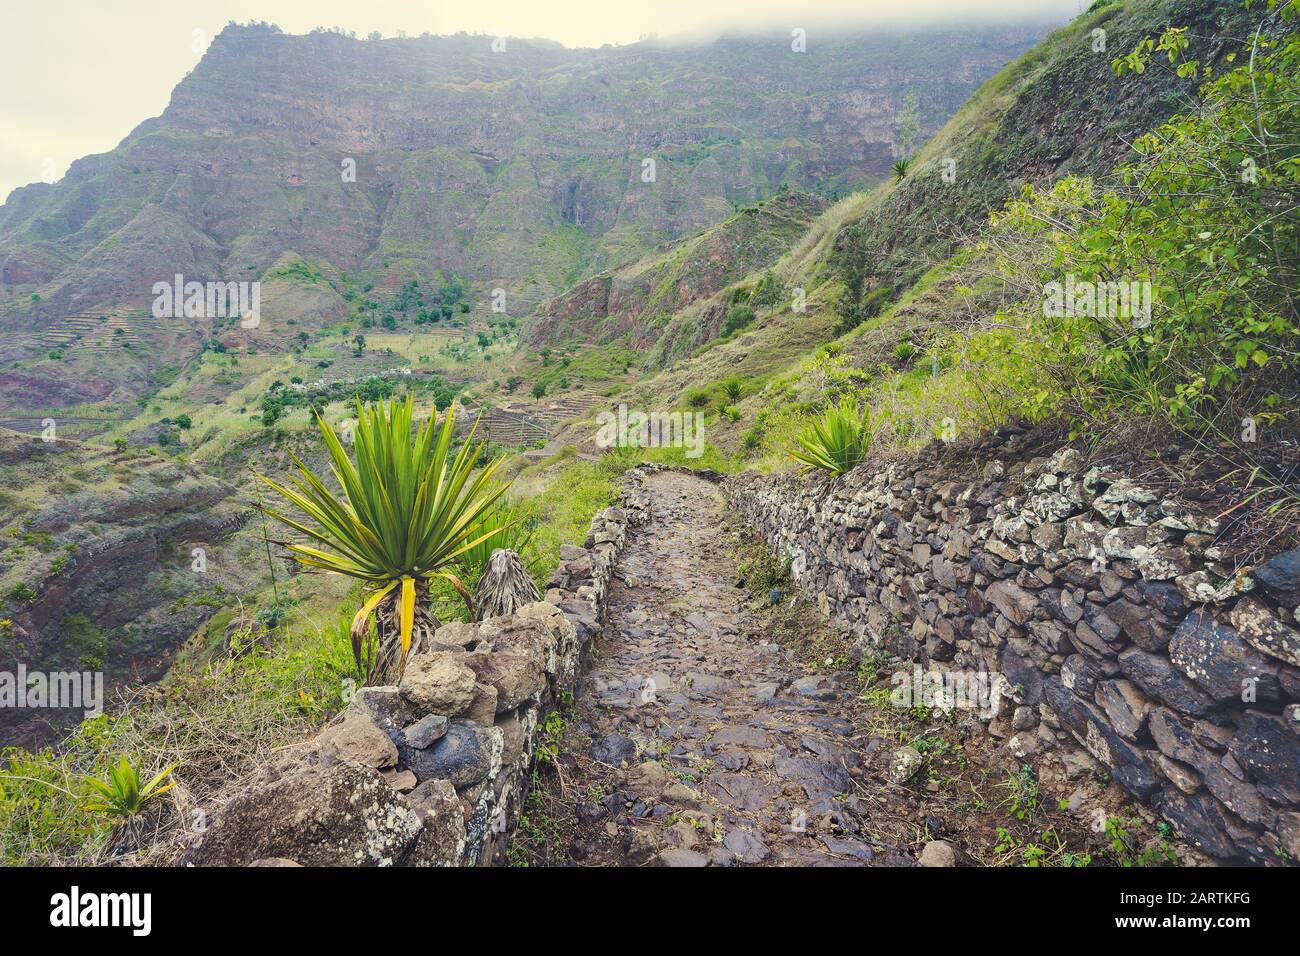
[[0, 432, 249, 747], [0, 23, 1047, 411]]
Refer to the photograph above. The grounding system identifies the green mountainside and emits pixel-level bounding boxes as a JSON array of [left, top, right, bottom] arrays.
[[565, 0, 1269, 447]]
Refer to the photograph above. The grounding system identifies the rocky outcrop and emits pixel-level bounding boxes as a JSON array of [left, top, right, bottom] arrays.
[[725, 439, 1300, 865], [184, 469, 651, 866]]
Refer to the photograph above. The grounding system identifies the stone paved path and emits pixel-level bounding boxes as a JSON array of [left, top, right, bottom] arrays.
[[552, 470, 916, 867]]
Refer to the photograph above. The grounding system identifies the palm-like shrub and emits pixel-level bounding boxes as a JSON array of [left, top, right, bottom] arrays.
[[719, 376, 744, 402], [892, 157, 912, 182], [81, 757, 177, 818], [789, 396, 880, 477], [256, 398, 508, 681]]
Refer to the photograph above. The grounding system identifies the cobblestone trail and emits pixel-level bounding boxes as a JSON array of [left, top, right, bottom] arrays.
[[555, 470, 917, 867]]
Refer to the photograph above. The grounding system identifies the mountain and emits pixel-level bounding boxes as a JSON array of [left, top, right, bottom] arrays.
[[0, 23, 1050, 414], [568, 0, 1260, 420]]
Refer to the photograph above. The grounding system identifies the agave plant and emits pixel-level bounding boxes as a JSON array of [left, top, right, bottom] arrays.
[[892, 157, 912, 182], [255, 397, 509, 681], [81, 757, 178, 818], [789, 395, 881, 477]]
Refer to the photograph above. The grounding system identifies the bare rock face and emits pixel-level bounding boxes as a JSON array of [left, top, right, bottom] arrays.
[[399, 652, 478, 715], [186, 761, 422, 867], [0, 23, 1044, 411]]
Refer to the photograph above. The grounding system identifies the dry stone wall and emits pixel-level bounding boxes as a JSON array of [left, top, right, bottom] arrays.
[[725, 436, 1300, 865], [184, 469, 652, 867]]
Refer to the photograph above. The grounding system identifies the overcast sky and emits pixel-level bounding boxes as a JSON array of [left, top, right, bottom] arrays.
[[1, 0, 1084, 204]]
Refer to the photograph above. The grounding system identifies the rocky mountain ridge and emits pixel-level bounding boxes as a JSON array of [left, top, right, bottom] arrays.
[[0, 22, 1048, 411]]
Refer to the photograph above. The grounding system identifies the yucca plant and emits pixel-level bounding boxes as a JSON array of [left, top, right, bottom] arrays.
[[255, 397, 509, 681], [81, 757, 178, 818], [789, 396, 881, 477]]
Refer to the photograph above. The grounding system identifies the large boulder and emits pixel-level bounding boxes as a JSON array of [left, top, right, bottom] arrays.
[[463, 651, 545, 712], [478, 611, 564, 675], [186, 761, 420, 866], [399, 652, 478, 715], [317, 710, 399, 769], [346, 685, 415, 734], [401, 720, 502, 788], [403, 778, 468, 866]]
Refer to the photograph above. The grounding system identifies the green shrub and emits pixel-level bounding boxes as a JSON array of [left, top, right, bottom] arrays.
[[684, 387, 711, 408], [752, 270, 784, 307], [81, 757, 177, 819], [789, 396, 881, 477], [7, 583, 36, 605], [983, 21, 1300, 428], [723, 304, 756, 336]]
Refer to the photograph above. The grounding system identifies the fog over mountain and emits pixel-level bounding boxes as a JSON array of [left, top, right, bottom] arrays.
[[0, 0, 1079, 202]]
